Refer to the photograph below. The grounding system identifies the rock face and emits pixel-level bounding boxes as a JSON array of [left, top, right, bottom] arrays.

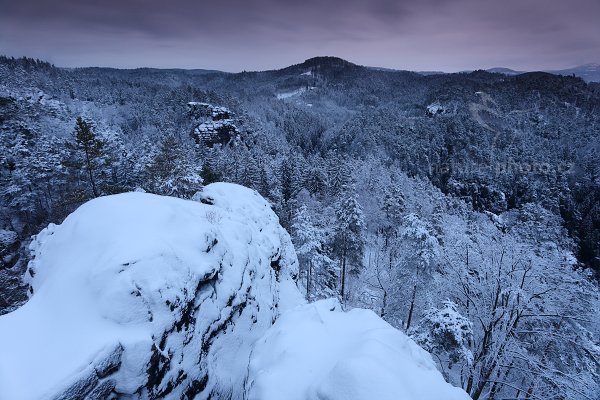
[[0, 183, 300, 400], [0, 229, 28, 315], [187, 102, 240, 147]]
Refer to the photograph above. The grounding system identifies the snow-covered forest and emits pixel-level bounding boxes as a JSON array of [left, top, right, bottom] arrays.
[[1, 55, 599, 399]]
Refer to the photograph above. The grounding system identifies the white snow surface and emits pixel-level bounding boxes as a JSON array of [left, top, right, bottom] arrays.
[[0, 183, 301, 400], [246, 299, 470, 400], [276, 86, 315, 100], [0, 182, 468, 400]]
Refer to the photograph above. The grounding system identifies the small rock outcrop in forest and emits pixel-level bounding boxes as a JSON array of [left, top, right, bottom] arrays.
[[188, 102, 240, 147]]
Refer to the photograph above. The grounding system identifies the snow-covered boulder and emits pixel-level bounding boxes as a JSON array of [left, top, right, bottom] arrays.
[[0, 183, 301, 400], [0, 182, 469, 400], [246, 299, 470, 400]]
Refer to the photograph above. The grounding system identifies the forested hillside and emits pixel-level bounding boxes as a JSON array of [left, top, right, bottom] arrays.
[[1, 55, 599, 399]]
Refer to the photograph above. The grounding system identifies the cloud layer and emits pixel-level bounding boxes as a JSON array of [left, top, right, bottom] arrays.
[[1, 0, 598, 71]]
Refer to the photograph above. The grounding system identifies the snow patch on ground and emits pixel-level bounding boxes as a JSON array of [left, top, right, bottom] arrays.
[[276, 87, 315, 100], [246, 299, 470, 400]]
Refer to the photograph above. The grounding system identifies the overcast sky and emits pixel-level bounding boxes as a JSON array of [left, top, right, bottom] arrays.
[[1, 0, 598, 72]]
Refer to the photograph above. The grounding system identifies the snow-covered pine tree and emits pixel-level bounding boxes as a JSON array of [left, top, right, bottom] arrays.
[[409, 300, 474, 378], [381, 183, 406, 242], [399, 213, 441, 330], [331, 185, 365, 303], [68, 117, 106, 198], [291, 205, 338, 300], [146, 135, 203, 198]]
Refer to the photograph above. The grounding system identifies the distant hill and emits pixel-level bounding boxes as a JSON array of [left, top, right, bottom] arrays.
[[485, 64, 600, 82], [276, 56, 358, 74], [547, 63, 600, 82], [486, 67, 525, 75]]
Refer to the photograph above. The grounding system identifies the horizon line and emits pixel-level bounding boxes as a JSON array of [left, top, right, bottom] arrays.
[[1, 53, 598, 75]]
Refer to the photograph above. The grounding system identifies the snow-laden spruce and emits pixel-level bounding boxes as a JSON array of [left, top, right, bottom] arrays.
[[0, 183, 468, 400]]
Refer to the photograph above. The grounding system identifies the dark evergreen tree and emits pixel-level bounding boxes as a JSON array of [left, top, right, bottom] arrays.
[[147, 135, 203, 198], [291, 205, 338, 300], [331, 185, 365, 302], [71, 117, 105, 198], [200, 163, 222, 185]]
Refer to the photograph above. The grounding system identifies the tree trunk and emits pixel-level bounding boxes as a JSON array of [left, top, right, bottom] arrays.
[[84, 146, 99, 198], [405, 284, 417, 330], [340, 254, 346, 303], [381, 289, 387, 318], [465, 374, 474, 395], [306, 260, 312, 300], [340, 236, 347, 303]]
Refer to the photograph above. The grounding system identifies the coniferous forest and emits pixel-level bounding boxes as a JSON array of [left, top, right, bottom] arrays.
[[1, 55, 599, 399]]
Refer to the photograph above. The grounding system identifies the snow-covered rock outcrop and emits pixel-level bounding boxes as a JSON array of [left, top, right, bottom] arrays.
[[0, 229, 28, 315], [0, 183, 469, 400], [0, 183, 300, 400], [187, 102, 240, 147], [246, 299, 470, 400]]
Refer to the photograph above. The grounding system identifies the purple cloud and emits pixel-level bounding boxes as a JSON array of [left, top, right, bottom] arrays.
[[0, 0, 598, 71]]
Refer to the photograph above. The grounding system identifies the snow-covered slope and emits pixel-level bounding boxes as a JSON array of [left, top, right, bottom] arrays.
[[246, 299, 470, 400], [0, 183, 468, 400], [0, 183, 301, 400]]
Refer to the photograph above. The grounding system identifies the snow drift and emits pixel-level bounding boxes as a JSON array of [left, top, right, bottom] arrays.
[[246, 299, 470, 400], [0, 183, 468, 400], [0, 183, 301, 400]]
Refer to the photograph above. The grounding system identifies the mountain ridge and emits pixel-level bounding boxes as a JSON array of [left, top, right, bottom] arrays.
[[2, 54, 600, 81]]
